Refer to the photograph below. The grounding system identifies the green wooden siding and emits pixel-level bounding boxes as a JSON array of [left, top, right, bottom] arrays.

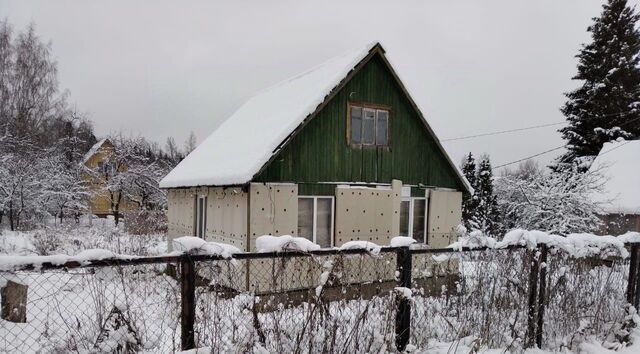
[[254, 54, 464, 191]]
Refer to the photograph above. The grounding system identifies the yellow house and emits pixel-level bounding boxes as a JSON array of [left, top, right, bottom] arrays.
[[82, 139, 135, 219]]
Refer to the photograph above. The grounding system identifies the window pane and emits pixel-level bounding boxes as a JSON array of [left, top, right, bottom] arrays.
[[376, 110, 388, 146], [351, 116, 362, 144], [412, 199, 426, 243], [351, 107, 362, 144], [298, 198, 314, 241], [203, 197, 207, 238], [198, 198, 205, 238], [316, 198, 332, 248], [363, 109, 375, 145], [351, 106, 362, 118], [399, 201, 410, 236]]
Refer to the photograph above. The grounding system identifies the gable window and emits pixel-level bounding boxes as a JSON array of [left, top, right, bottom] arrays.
[[349, 103, 390, 147], [399, 197, 427, 243], [298, 196, 334, 248], [194, 195, 207, 238]]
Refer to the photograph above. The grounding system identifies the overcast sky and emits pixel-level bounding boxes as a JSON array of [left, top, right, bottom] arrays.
[[2, 0, 637, 169]]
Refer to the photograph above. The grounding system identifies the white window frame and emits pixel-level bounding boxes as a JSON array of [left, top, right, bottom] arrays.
[[298, 196, 335, 248], [401, 196, 427, 244]]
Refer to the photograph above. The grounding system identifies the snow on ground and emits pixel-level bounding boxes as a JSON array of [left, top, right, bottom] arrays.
[[0, 220, 165, 258], [2, 225, 640, 352]]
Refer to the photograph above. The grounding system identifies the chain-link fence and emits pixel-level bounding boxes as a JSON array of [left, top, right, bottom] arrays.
[[0, 258, 181, 353], [1, 243, 639, 353]]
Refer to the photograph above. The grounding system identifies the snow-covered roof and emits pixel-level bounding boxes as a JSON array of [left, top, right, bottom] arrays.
[[82, 138, 109, 164], [160, 42, 471, 192], [590, 139, 640, 214]]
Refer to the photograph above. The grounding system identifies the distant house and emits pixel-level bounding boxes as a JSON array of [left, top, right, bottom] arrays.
[[160, 42, 472, 251], [82, 139, 135, 219], [590, 139, 640, 234]]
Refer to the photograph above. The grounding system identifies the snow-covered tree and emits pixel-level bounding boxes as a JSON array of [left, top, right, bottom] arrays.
[[496, 164, 606, 235], [475, 157, 502, 235], [86, 136, 173, 225], [460, 153, 502, 235], [461, 153, 478, 230], [556, 0, 640, 169], [115, 137, 171, 210], [40, 154, 90, 223]]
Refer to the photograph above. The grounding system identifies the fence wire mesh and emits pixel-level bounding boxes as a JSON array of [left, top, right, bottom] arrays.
[[193, 252, 398, 353], [410, 248, 532, 350], [0, 244, 637, 353], [543, 250, 631, 350], [0, 261, 181, 353]]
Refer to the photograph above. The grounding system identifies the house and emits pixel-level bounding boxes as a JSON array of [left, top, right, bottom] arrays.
[[160, 42, 472, 252], [590, 139, 640, 234], [82, 139, 135, 219]]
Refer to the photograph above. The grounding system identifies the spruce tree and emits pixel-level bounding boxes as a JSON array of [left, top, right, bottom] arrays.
[[475, 156, 502, 236], [558, 0, 640, 167], [461, 153, 478, 231]]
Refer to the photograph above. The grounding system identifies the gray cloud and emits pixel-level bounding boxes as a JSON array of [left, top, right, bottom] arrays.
[[2, 0, 631, 168]]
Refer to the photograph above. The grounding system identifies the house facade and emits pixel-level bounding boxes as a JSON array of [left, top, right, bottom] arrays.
[[82, 139, 135, 218], [160, 43, 471, 251], [590, 139, 640, 234]]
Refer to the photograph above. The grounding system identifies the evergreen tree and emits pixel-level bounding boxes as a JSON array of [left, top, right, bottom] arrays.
[[460, 153, 502, 235], [461, 153, 478, 231], [557, 0, 640, 168], [475, 157, 502, 236]]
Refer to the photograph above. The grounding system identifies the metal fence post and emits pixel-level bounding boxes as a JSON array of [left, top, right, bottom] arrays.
[[536, 244, 548, 348], [627, 244, 640, 308], [180, 254, 196, 350], [526, 246, 541, 348], [395, 246, 412, 352]]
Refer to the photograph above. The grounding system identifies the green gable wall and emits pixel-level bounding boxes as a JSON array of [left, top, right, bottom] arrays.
[[254, 54, 464, 192]]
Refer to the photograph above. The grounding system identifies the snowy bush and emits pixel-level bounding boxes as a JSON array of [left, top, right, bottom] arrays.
[[496, 164, 607, 235], [122, 209, 168, 235]]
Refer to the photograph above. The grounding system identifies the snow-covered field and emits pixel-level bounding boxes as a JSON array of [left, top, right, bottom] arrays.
[[1, 225, 640, 353], [0, 219, 166, 257]]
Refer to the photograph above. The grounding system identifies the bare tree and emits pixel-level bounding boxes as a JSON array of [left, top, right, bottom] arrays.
[[183, 131, 197, 155], [165, 136, 181, 162]]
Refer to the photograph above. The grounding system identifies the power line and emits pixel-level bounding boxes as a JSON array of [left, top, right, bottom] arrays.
[[489, 113, 640, 170], [441, 122, 565, 142], [443, 110, 640, 142], [492, 145, 566, 170]]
